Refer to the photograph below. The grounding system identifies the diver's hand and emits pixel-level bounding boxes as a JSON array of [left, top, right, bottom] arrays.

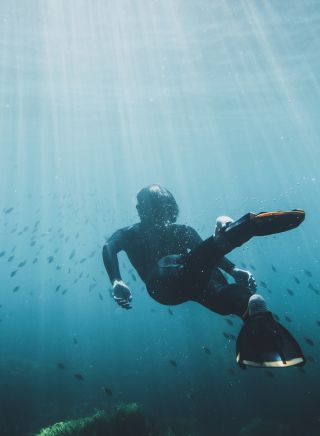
[[232, 268, 257, 293], [112, 280, 132, 309]]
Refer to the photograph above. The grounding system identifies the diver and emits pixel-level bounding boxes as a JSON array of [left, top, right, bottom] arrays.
[[102, 184, 306, 368]]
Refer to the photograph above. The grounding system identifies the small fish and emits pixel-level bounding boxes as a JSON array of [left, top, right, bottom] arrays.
[[169, 359, 177, 368], [284, 316, 292, 322], [33, 258, 38, 264], [69, 250, 76, 260], [303, 269, 312, 277], [103, 387, 113, 396], [271, 265, 277, 272], [260, 281, 267, 288], [7, 255, 14, 262], [74, 373, 84, 381], [294, 276, 300, 284], [226, 319, 234, 326], [4, 207, 14, 214], [13, 286, 20, 293], [264, 370, 275, 379], [57, 362, 65, 370], [131, 273, 137, 282], [308, 283, 320, 295], [99, 293, 104, 301], [18, 261, 27, 268], [286, 288, 294, 296], [62, 289, 68, 295], [304, 337, 315, 346], [0, 251, 5, 258], [201, 346, 211, 355], [80, 258, 86, 264], [168, 308, 174, 315], [47, 256, 54, 263], [73, 337, 78, 345], [316, 320, 320, 327], [10, 270, 18, 277]]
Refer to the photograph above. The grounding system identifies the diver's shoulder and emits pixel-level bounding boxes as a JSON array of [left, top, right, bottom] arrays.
[[125, 223, 141, 233], [172, 223, 197, 233], [108, 223, 139, 238]]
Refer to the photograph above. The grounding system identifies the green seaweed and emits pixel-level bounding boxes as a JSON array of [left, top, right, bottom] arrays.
[[36, 403, 157, 436]]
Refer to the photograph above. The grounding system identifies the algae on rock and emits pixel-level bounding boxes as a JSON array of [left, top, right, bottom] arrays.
[[37, 403, 157, 436]]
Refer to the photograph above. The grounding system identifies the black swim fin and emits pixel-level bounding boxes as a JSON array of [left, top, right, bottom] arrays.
[[236, 311, 306, 368], [222, 209, 305, 247]]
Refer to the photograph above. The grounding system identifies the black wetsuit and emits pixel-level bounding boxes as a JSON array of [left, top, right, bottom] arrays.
[[104, 223, 252, 318]]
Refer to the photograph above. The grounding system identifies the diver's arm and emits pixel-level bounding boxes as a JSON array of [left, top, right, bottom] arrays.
[[102, 242, 122, 284], [103, 229, 133, 309], [218, 256, 256, 290]]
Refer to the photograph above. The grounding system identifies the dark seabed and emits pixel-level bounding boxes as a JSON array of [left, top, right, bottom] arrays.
[[1, 1, 320, 435]]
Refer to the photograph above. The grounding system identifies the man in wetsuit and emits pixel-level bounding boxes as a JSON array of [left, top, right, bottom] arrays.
[[103, 184, 306, 368]]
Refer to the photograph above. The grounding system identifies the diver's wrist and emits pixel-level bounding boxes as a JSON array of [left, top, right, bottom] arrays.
[[112, 279, 125, 288]]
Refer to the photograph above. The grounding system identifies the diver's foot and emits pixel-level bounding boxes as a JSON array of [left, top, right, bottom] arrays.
[[214, 215, 234, 237], [218, 209, 305, 248], [248, 294, 268, 316]]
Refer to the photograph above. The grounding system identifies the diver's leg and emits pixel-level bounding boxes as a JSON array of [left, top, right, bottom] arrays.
[[218, 209, 305, 250], [183, 209, 305, 286], [191, 283, 252, 318]]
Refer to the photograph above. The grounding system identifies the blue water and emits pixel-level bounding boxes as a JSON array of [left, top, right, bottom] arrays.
[[0, 1, 320, 435]]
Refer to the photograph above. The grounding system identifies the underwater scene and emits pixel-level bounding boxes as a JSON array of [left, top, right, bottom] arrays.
[[1, 1, 320, 435]]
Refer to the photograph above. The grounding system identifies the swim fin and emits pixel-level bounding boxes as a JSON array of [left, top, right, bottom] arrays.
[[221, 209, 305, 247], [236, 311, 306, 368]]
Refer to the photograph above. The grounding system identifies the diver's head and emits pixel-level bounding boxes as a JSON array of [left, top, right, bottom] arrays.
[[136, 184, 179, 227]]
